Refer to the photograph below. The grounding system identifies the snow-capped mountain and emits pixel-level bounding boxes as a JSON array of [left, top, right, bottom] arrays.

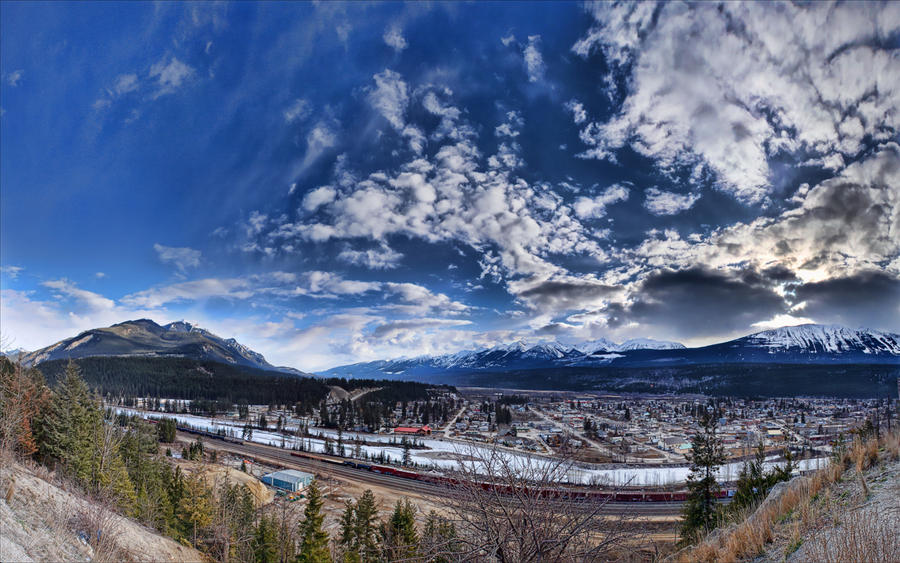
[[739, 324, 900, 355], [17, 319, 308, 376], [577, 337, 687, 354], [616, 338, 686, 351], [0, 348, 30, 362], [575, 337, 618, 355], [321, 324, 899, 380]]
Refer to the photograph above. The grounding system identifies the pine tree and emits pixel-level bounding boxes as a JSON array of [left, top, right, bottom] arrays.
[[297, 479, 330, 563], [382, 499, 418, 561], [178, 474, 214, 546], [354, 490, 380, 562], [40, 361, 101, 485], [338, 500, 360, 563], [401, 438, 411, 466], [254, 514, 280, 563], [679, 411, 726, 544]]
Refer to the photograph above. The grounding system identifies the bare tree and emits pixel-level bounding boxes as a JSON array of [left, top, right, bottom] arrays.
[[432, 443, 637, 562]]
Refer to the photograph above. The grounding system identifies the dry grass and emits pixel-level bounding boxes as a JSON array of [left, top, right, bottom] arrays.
[[672, 431, 897, 563], [804, 506, 900, 563]]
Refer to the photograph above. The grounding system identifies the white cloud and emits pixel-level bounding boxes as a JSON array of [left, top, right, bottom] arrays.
[[149, 57, 194, 98], [5, 70, 23, 87], [573, 184, 630, 219], [302, 185, 337, 211], [368, 69, 409, 131], [384, 282, 469, 315], [338, 243, 404, 269], [564, 99, 587, 125], [294, 122, 338, 176], [153, 243, 202, 272], [95, 272, 106, 279], [42, 279, 116, 311], [283, 98, 311, 123], [751, 314, 816, 330], [383, 24, 408, 52], [573, 1, 900, 204], [523, 35, 545, 82], [644, 188, 701, 216], [0, 285, 162, 352], [111, 73, 139, 95], [0, 265, 23, 279], [122, 277, 254, 308]]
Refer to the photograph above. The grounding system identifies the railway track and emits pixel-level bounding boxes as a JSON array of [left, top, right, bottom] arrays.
[[186, 431, 688, 516]]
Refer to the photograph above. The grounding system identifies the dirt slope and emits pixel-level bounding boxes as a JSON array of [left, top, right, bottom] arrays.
[[0, 460, 204, 562]]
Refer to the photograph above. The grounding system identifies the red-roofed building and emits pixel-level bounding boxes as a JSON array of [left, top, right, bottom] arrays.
[[394, 425, 431, 436]]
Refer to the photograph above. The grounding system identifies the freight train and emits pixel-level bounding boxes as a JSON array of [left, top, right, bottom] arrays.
[[296, 452, 734, 502], [177, 425, 733, 502]]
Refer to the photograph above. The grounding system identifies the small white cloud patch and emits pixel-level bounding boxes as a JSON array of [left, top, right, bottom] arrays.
[[153, 243, 201, 273], [644, 188, 701, 216], [5, 70, 23, 87], [383, 24, 408, 52], [523, 35, 545, 82], [149, 57, 194, 97], [573, 183, 630, 219], [283, 98, 311, 123]]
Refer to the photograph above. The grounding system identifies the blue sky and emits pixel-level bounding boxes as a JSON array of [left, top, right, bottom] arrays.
[[2, 1, 899, 371]]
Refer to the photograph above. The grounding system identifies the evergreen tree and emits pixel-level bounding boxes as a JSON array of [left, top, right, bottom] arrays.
[[157, 417, 177, 443], [254, 514, 280, 563], [401, 438, 411, 466], [354, 490, 380, 562], [732, 441, 767, 512], [679, 412, 726, 544], [421, 510, 458, 562], [40, 361, 98, 483], [382, 499, 418, 561], [338, 500, 361, 563], [178, 474, 214, 546], [297, 479, 330, 563]]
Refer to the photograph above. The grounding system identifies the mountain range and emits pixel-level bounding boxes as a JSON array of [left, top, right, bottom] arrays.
[[13, 319, 309, 377], [5, 320, 898, 397], [321, 324, 900, 380]]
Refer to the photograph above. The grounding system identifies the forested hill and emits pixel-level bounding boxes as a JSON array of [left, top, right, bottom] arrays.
[[34, 356, 453, 411]]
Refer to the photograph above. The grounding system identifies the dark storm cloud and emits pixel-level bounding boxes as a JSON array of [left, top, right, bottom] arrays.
[[516, 279, 619, 311], [534, 322, 573, 336], [794, 271, 900, 332], [609, 267, 787, 338]]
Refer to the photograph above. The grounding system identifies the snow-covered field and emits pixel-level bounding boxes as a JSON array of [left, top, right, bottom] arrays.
[[118, 408, 828, 486]]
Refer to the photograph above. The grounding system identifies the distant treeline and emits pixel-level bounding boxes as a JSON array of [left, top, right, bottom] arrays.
[[35, 357, 454, 409], [448, 363, 900, 398]]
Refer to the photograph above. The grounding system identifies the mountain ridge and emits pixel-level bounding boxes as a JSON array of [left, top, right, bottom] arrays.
[[321, 324, 900, 380], [17, 319, 310, 377]]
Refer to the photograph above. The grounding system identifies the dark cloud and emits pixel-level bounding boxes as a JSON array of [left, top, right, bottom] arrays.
[[534, 322, 573, 336], [609, 267, 787, 338], [517, 279, 618, 311], [793, 271, 900, 332]]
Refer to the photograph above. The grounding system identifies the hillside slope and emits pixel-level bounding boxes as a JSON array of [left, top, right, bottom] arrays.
[[0, 460, 203, 562], [675, 432, 900, 562]]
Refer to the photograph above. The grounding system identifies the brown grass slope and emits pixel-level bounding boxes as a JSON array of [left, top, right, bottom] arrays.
[[673, 431, 900, 563]]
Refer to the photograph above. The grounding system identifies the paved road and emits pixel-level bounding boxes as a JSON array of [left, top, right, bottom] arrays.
[[190, 432, 687, 517]]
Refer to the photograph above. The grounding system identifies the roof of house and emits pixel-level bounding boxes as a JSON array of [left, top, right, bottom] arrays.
[[394, 425, 431, 432]]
